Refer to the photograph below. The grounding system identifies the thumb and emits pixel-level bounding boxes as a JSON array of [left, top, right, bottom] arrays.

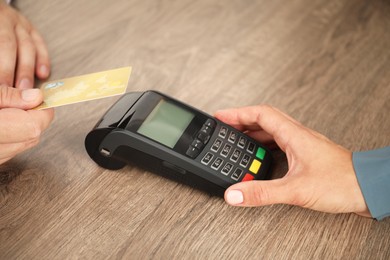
[[0, 85, 43, 109], [225, 179, 294, 207]]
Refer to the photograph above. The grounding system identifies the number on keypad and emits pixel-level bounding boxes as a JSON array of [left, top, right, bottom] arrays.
[[211, 158, 224, 170], [230, 149, 241, 162], [221, 144, 232, 157], [228, 132, 237, 143], [238, 136, 246, 148], [201, 152, 214, 165], [219, 127, 228, 138], [221, 163, 234, 175], [211, 139, 223, 152], [200, 125, 266, 182]]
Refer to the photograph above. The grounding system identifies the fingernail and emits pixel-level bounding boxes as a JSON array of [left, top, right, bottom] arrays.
[[22, 88, 40, 102], [19, 78, 32, 89], [226, 190, 244, 205], [40, 65, 49, 77]]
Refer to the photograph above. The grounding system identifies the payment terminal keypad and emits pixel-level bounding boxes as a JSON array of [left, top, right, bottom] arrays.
[[199, 124, 267, 182]]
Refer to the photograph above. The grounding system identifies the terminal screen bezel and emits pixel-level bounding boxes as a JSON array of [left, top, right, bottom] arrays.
[[125, 92, 209, 155]]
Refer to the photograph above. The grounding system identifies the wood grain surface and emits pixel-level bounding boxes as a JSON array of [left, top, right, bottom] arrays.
[[1, 0, 389, 259]]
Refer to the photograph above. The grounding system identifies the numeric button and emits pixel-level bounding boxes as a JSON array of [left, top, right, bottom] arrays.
[[230, 149, 241, 163], [211, 139, 223, 152], [211, 158, 224, 170], [201, 152, 214, 165], [237, 136, 247, 148], [228, 131, 237, 144], [231, 168, 243, 181], [240, 154, 251, 168], [221, 163, 234, 176], [219, 127, 228, 139], [220, 143, 232, 157]]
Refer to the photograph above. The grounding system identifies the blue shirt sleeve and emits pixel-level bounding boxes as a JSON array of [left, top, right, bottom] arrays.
[[352, 146, 390, 220]]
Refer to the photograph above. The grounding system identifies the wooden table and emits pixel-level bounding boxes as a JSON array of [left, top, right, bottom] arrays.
[[1, 0, 389, 258]]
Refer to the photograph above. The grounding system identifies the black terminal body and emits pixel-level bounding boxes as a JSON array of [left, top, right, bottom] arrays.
[[85, 90, 272, 196]]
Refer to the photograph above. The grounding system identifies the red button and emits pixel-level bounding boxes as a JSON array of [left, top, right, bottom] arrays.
[[241, 174, 254, 182]]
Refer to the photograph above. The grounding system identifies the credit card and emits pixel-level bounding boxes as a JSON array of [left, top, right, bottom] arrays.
[[34, 66, 132, 110]]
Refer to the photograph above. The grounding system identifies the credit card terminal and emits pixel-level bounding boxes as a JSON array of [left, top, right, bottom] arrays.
[[85, 90, 272, 196]]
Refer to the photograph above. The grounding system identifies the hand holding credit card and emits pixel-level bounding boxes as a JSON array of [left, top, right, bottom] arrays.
[[34, 67, 132, 110]]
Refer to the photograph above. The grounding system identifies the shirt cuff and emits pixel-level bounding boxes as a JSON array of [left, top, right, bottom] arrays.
[[353, 146, 390, 220]]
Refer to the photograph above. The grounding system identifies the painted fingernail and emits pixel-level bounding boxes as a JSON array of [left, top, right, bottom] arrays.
[[22, 88, 40, 102], [40, 65, 49, 77], [19, 78, 32, 89], [226, 190, 244, 205]]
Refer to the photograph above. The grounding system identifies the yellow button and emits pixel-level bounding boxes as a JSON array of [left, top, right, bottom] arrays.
[[249, 159, 261, 174]]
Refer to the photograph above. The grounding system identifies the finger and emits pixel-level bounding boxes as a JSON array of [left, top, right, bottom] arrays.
[[254, 105, 314, 152], [27, 108, 55, 133], [216, 106, 303, 129], [30, 28, 50, 79], [0, 19, 17, 87], [0, 85, 43, 109], [0, 138, 39, 160], [225, 178, 296, 207], [0, 108, 53, 143], [15, 25, 36, 89], [215, 107, 261, 132], [268, 106, 303, 126], [216, 107, 279, 148], [245, 130, 275, 144], [0, 156, 14, 165], [217, 105, 303, 152]]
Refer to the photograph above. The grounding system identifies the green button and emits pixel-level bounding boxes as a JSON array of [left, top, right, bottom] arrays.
[[256, 147, 266, 160]]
